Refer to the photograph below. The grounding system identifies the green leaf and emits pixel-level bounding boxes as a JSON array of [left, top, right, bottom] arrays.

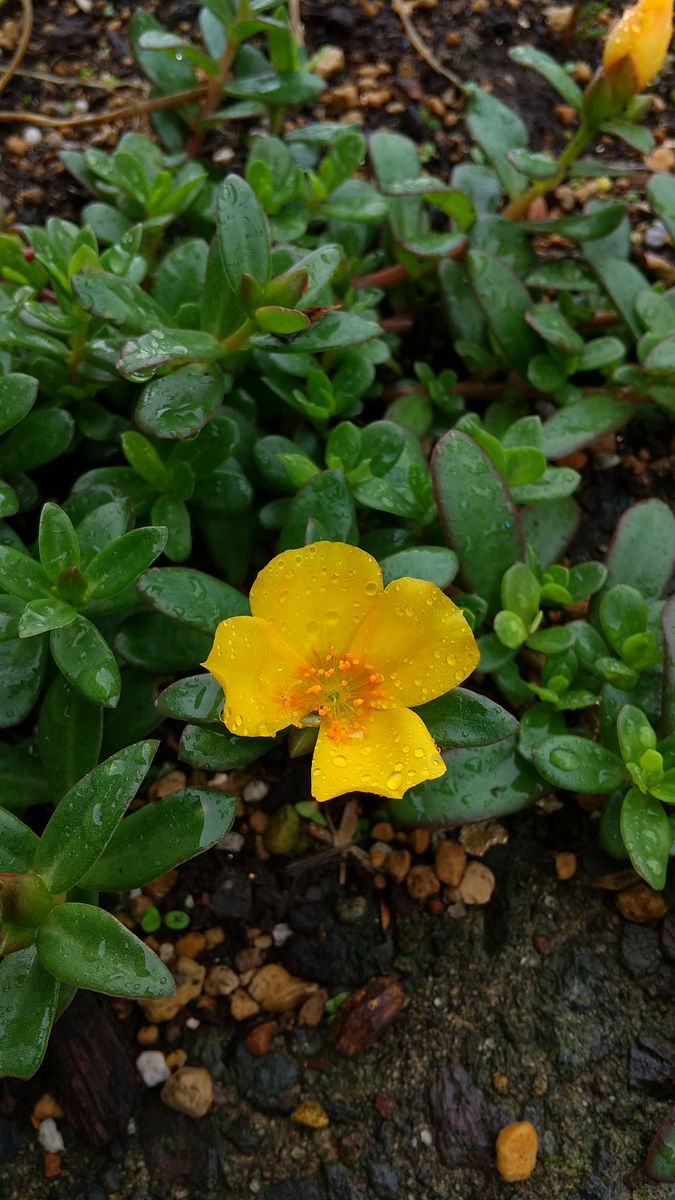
[[0, 408, 75, 474], [51, 616, 122, 708], [369, 130, 428, 241], [582, 210, 646, 335], [533, 735, 625, 792], [617, 703, 657, 768], [600, 118, 653, 155], [38, 674, 104, 803], [77, 500, 134, 566], [0, 373, 38, 436], [380, 546, 459, 589], [81, 786, 237, 891], [466, 87, 527, 198], [510, 465, 580, 505], [18, 597, 77, 638], [509, 45, 582, 107], [35, 739, 157, 893], [137, 566, 248, 634], [494, 610, 528, 649], [101, 667, 163, 758], [522, 205, 626, 241], [255, 306, 310, 335], [71, 271, 169, 332], [115, 611, 212, 671], [599, 585, 648, 655], [0, 545, 52, 600], [157, 673, 223, 723], [0, 948, 60, 1080], [414, 686, 517, 748], [85, 527, 168, 600], [135, 363, 226, 440], [391, 734, 543, 828], [502, 562, 540, 625], [117, 329, 225, 382], [121, 430, 171, 491], [620, 788, 671, 890], [0, 634, 48, 728], [151, 494, 191, 563], [0, 741, 50, 810], [432, 430, 523, 613], [37, 903, 174, 998], [217, 174, 271, 290], [0, 809, 39, 872], [521, 498, 579, 569], [604, 499, 675, 598], [647, 172, 675, 244], [467, 250, 542, 374], [541, 395, 634, 458], [526, 625, 576, 653], [38, 503, 80, 581], [662, 595, 675, 736], [518, 703, 567, 763], [279, 469, 357, 551], [251, 311, 380, 353], [179, 722, 273, 770]]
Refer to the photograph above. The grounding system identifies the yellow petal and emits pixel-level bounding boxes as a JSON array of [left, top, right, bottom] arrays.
[[249, 541, 383, 661], [603, 0, 673, 88], [203, 616, 309, 737], [311, 706, 446, 803], [348, 577, 479, 709]]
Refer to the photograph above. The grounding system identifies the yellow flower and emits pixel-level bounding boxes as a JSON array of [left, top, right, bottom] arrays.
[[203, 541, 479, 803], [603, 0, 673, 90]]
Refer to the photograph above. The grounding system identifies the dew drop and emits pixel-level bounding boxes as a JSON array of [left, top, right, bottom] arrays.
[[387, 771, 402, 790], [550, 748, 579, 771]]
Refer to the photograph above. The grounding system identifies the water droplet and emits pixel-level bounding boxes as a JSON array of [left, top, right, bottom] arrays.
[[365, 581, 378, 596], [550, 748, 579, 771], [387, 771, 402, 790]]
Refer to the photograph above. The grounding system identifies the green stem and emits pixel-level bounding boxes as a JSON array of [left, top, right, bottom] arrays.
[[221, 318, 256, 354], [503, 123, 593, 221]]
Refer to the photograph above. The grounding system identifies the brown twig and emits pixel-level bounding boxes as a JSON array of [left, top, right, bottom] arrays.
[[391, 0, 464, 92], [0, 0, 33, 97], [0, 84, 207, 126]]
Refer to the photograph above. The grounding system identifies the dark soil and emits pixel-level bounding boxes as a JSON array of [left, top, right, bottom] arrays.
[[1, 2, 675, 1198]]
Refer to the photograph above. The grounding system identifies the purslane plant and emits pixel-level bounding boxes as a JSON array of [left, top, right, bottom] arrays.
[[0, 0, 673, 1082]]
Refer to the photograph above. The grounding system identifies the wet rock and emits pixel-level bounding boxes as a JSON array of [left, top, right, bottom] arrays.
[[368, 1161, 400, 1197], [282, 927, 386, 989], [289, 903, 322, 935], [628, 1036, 675, 1092], [234, 1043, 299, 1113], [245, 1021, 274, 1057], [249, 962, 318, 1012], [161, 1067, 213, 1118], [621, 924, 661, 976], [496, 1120, 538, 1182], [331, 977, 405, 1057], [139, 1092, 217, 1186], [263, 1179, 324, 1200], [291, 1100, 330, 1128], [430, 1062, 504, 1166], [136, 1050, 170, 1088], [406, 865, 440, 901], [211, 866, 254, 921], [434, 840, 466, 887], [0, 1116, 22, 1162], [336, 895, 367, 924], [264, 804, 302, 855], [661, 911, 675, 963], [458, 861, 495, 905], [615, 882, 667, 923], [323, 1163, 361, 1199]]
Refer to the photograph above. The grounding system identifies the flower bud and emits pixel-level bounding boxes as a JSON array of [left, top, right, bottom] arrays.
[[603, 0, 673, 92]]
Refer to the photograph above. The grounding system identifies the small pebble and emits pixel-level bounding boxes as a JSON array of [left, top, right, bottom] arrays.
[[458, 862, 495, 905], [313, 45, 345, 79], [230, 989, 261, 1020], [161, 1067, 213, 1119], [244, 1021, 274, 1057], [291, 1101, 330, 1129], [31, 1095, 63, 1127], [385, 849, 411, 884], [406, 866, 440, 901], [272, 923, 293, 946], [205, 964, 239, 996], [434, 840, 466, 887], [243, 780, 269, 802], [616, 883, 667, 923], [644, 219, 669, 250], [496, 1120, 538, 1182], [136, 1051, 170, 1088], [554, 852, 577, 881], [219, 831, 245, 854], [23, 126, 42, 147], [371, 822, 395, 842], [37, 1119, 64, 1154]]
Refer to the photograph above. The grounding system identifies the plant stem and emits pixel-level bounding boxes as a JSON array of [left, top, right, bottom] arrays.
[[502, 123, 593, 221]]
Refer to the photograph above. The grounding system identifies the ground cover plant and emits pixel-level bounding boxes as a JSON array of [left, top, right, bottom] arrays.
[[0, 0, 674, 1188]]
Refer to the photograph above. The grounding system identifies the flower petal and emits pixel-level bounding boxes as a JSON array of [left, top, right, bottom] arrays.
[[249, 541, 383, 661], [203, 616, 309, 737], [348, 577, 479, 708], [311, 706, 446, 803]]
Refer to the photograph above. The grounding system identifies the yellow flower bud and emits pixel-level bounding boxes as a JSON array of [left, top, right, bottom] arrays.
[[603, 0, 673, 90]]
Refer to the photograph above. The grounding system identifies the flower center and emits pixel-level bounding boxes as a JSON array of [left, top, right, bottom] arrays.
[[289, 648, 386, 740]]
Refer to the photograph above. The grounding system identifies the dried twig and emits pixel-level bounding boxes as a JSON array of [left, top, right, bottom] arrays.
[[391, 0, 465, 92], [0, 0, 33, 97], [0, 84, 207, 126]]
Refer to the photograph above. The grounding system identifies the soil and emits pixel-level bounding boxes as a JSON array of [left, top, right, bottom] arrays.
[[1, 2, 675, 1198]]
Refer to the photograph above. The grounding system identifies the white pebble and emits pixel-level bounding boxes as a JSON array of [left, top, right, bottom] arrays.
[[218, 831, 245, 853], [76, 0, 93, 11], [38, 1118, 64, 1153], [136, 1051, 170, 1088], [420, 1127, 433, 1147], [272, 923, 293, 946], [23, 126, 42, 147], [158, 942, 175, 963], [243, 780, 268, 803]]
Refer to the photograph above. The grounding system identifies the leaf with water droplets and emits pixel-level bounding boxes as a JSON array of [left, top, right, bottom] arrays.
[[37, 903, 175, 998], [35, 739, 158, 894], [137, 566, 249, 634], [533, 734, 625, 793], [80, 786, 237, 891], [0, 633, 48, 729], [0, 947, 60, 1079], [620, 788, 671, 890]]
